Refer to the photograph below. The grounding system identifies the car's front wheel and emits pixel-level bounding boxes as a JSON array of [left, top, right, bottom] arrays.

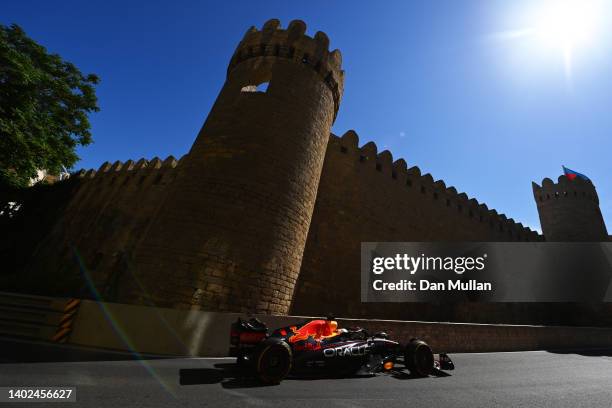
[[404, 339, 434, 377], [254, 338, 292, 384]]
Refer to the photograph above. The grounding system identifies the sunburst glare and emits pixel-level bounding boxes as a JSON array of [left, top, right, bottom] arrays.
[[491, 0, 607, 83]]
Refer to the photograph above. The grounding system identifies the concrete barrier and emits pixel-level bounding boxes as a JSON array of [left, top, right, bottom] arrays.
[[66, 299, 612, 356]]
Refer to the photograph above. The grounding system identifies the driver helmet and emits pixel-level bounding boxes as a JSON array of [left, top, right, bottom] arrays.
[[323, 319, 338, 336]]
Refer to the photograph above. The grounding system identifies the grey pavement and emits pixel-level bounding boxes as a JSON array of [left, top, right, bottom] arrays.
[[0, 341, 611, 407]]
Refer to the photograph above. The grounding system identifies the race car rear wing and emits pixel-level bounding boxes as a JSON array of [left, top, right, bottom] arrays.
[[229, 318, 268, 356]]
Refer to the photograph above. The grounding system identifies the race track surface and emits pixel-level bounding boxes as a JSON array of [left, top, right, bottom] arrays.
[[1, 342, 611, 407]]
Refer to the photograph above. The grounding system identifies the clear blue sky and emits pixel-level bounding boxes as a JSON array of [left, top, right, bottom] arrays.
[[4, 0, 611, 232]]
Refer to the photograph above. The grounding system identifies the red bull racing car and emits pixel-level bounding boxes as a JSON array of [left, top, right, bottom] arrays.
[[229, 316, 454, 384]]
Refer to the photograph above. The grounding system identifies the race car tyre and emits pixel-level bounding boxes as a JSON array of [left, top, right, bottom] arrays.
[[404, 339, 434, 377], [254, 338, 292, 384]]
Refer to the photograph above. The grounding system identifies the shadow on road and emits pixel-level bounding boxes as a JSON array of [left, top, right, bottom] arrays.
[[179, 363, 450, 388], [546, 348, 612, 357], [179, 363, 269, 389]]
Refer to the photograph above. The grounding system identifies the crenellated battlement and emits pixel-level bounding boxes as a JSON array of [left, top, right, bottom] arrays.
[[68, 155, 186, 201], [75, 155, 183, 179], [332, 131, 541, 241], [228, 18, 344, 117], [532, 175, 599, 205]]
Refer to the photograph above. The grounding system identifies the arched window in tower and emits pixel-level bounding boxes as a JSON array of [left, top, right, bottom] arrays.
[[240, 68, 271, 93], [241, 82, 269, 93]]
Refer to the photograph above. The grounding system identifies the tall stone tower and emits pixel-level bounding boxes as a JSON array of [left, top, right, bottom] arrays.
[[533, 175, 608, 241], [125, 19, 344, 314]]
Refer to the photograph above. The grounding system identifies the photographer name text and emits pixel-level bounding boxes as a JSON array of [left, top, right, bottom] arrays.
[[372, 279, 492, 292]]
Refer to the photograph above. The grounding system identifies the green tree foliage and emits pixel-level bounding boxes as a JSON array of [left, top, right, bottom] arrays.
[[0, 24, 99, 188]]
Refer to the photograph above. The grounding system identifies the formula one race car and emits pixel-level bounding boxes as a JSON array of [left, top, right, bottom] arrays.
[[229, 316, 454, 384]]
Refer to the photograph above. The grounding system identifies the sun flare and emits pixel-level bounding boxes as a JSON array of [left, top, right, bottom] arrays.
[[492, 0, 606, 81], [533, 0, 599, 51]]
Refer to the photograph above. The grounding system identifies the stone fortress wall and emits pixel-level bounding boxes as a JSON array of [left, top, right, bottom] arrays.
[[19, 157, 182, 299], [291, 131, 542, 320], [3, 19, 609, 325]]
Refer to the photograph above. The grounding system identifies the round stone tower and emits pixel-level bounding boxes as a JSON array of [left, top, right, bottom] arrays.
[[127, 19, 344, 314], [533, 175, 608, 241]]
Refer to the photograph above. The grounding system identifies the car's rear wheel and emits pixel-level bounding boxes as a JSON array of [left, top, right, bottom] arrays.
[[255, 339, 292, 384], [404, 339, 434, 377]]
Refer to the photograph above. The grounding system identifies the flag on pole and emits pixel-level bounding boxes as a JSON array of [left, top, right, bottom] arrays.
[[562, 166, 590, 181]]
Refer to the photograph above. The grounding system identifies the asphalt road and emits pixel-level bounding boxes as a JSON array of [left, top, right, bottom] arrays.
[[1, 346, 611, 408]]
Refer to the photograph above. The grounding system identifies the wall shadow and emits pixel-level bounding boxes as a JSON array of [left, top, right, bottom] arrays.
[[546, 348, 612, 357], [0, 336, 175, 364]]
